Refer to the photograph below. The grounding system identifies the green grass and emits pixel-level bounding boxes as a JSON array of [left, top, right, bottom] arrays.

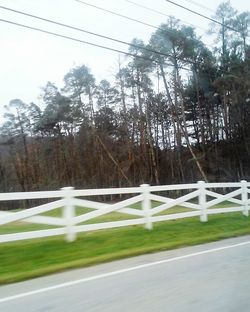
[[0, 206, 250, 285]]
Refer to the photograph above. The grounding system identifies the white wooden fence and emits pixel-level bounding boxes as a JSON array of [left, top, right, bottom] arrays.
[[0, 181, 249, 243]]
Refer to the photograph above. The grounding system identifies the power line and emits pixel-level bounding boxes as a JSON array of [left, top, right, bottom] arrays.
[[74, 0, 214, 49], [165, 0, 240, 33], [124, 0, 207, 32], [75, 0, 159, 30], [0, 4, 196, 66], [0, 18, 152, 62], [181, 0, 215, 14], [0, 18, 191, 71]]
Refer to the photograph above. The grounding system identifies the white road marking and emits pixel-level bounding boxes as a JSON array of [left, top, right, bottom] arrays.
[[0, 240, 249, 304]]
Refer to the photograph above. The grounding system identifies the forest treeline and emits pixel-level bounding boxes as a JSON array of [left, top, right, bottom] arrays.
[[0, 2, 250, 192]]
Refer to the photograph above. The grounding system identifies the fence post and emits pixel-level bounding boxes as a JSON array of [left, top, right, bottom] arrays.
[[241, 180, 249, 217], [61, 186, 76, 242], [140, 184, 153, 230], [198, 181, 207, 222]]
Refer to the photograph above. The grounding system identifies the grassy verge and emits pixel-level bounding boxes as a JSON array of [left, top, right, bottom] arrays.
[[0, 211, 250, 285]]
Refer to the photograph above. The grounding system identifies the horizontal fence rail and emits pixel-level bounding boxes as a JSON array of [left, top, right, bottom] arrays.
[[0, 181, 249, 243]]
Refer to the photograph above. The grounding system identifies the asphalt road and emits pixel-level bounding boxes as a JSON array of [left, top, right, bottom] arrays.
[[0, 236, 250, 312]]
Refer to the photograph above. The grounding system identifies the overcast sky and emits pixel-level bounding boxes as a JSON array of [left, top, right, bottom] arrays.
[[0, 0, 249, 117]]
